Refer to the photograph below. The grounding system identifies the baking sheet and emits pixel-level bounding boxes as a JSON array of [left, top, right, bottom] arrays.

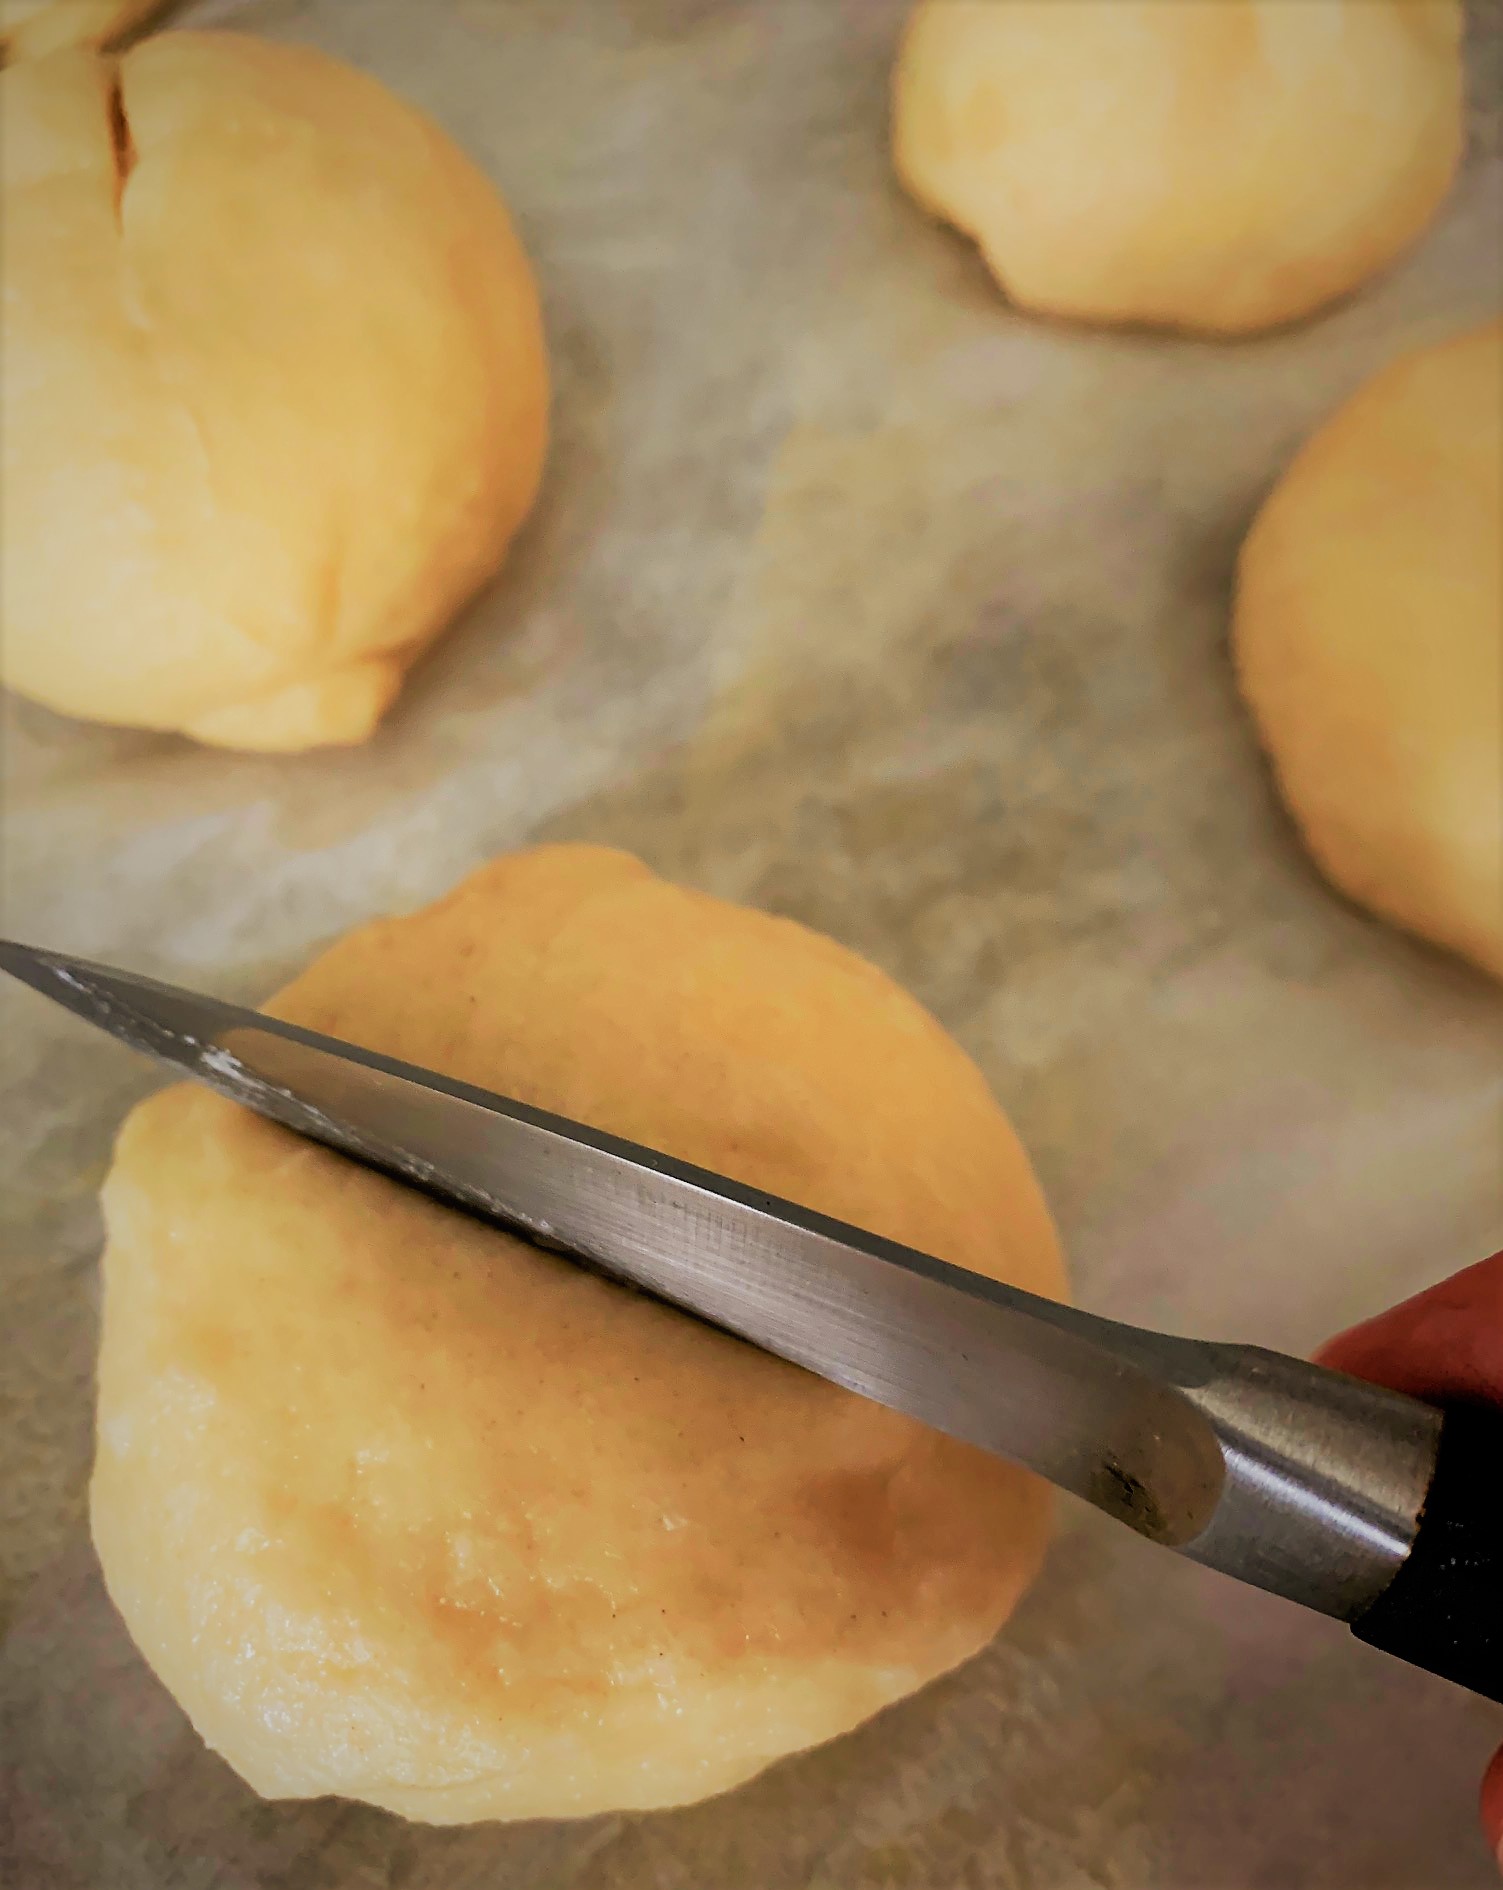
[[3, 2, 1502, 1883]]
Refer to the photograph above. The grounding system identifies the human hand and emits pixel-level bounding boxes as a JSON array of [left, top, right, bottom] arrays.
[[1317, 1249, 1503, 1870]]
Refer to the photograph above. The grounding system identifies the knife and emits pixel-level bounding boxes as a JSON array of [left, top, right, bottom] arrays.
[[3, 939, 1500, 1706]]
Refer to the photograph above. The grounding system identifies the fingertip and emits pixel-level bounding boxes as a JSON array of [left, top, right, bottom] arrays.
[[1315, 1250, 1503, 1407], [1481, 1743, 1503, 1868]]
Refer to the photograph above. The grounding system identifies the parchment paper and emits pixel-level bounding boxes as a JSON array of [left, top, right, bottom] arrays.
[[3, 3, 1502, 1884]]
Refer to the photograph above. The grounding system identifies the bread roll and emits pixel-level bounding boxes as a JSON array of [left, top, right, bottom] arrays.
[[893, 0, 1463, 336], [1235, 322, 1503, 978], [1, 34, 547, 749], [91, 847, 1067, 1821]]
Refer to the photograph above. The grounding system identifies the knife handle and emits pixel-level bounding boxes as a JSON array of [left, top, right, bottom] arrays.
[[1349, 1402, 1503, 1704]]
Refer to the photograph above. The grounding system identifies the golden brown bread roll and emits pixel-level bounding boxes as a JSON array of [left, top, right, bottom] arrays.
[[91, 847, 1068, 1822], [892, 0, 1463, 336], [1235, 322, 1503, 979], [0, 33, 547, 749]]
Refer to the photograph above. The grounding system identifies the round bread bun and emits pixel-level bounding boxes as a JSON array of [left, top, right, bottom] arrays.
[[0, 0, 165, 58], [892, 0, 1463, 337], [1235, 322, 1503, 979], [0, 34, 547, 750], [91, 847, 1068, 1823]]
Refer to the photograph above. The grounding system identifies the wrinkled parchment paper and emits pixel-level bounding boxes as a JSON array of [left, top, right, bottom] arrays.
[[4, 3, 1502, 1884]]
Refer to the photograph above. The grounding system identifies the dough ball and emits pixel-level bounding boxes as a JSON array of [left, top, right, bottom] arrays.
[[892, 0, 1463, 336], [1235, 322, 1503, 979], [0, 34, 547, 750], [91, 847, 1067, 1823], [1, 0, 165, 58]]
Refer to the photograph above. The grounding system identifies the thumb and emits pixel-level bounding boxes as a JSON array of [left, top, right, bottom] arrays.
[[1484, 1744, 1503, 1875]]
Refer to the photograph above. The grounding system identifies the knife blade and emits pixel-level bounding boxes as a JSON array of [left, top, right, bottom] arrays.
[[0, 936, 1222, 1539], [4, 938, 1500, 1704]]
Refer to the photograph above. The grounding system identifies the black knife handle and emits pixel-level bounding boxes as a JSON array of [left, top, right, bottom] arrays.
[[1350, 1402, 1503, 1704]]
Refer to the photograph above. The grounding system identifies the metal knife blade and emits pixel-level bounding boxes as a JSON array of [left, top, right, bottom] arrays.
[[0, 937, 1227, 1547], [8, 941, 1498, 1705]]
